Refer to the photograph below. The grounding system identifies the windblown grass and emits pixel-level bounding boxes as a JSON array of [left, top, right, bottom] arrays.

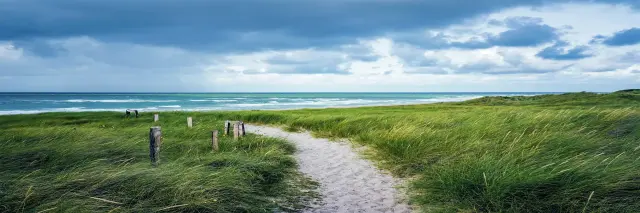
[[0, 112, 316, 212], [2, 90, 638, 212], [217, 90, 639, 212]]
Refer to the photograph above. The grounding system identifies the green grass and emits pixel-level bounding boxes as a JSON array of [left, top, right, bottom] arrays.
[[215, 89, 638, 212], [2, 90, 639, 212], [0, 112, 317, 212]]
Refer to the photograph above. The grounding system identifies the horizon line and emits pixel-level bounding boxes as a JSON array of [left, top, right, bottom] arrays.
[[0, 91, 577, 94]]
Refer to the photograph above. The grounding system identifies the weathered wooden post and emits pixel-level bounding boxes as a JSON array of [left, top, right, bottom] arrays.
[[126, 109, 139, 118], [224, 120, 230, 136], [149, 127, 162, 166], [187, 117, 193, 128], [212, 130, 219, 152], [154, 114, 159, 122], [240, 121, 246, 136], [238, 121, 246, 137], [233, 122, 239, 140]]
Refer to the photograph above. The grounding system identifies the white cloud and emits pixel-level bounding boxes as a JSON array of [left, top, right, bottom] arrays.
[[0, 43, 22, 61]]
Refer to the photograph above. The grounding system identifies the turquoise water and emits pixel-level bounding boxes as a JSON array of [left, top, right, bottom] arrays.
[[0, 93, 553, 115]]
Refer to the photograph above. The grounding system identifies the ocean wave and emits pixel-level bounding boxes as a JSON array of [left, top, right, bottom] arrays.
[[0, 107, 121, 115], [415, 96, 482, 103], [229, 99, 384, 107], [0, 106, 191, 115], [63, 99, 178, 103], [228, 96, 483, 108], [0, 95, 516, 115], [190, 99, 238, 102], [313, 98, 344, 101]]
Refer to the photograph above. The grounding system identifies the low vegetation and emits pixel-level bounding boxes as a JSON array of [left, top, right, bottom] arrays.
[[220, 89, 638, 212], [0, 113, 316, 212], [1, 90, 638, 212]]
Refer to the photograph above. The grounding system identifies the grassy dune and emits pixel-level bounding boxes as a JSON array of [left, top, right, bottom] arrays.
[[220, 90, 639, 212], [1, 90, 639, 212], [0, 113, 315, 212]]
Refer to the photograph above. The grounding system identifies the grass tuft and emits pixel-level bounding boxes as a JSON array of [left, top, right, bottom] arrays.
[[0, 113, 317, 212]]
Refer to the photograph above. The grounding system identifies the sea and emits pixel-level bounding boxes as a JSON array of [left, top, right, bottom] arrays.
[[0, 92, 555, 115]]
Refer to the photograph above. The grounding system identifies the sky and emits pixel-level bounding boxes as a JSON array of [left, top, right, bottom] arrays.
[[1, 0, 639, 92]]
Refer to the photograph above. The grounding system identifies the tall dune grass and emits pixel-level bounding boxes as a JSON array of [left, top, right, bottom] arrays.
[[220, 90, 640, 212], [0, 112, 315, 212], [1, 90, 638, 212]]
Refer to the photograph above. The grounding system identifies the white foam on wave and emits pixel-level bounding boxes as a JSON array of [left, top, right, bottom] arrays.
[[64, 99, 178, 103], [0, 95, 513, 115], [229, 96, 484, 108], [0, 105, 227, 115], [416, 96, 483, 103], [190, 99, 238, 102], [313, 98, 344, 101], [0, 107, 120, 115], [230, 99, 384, 107]]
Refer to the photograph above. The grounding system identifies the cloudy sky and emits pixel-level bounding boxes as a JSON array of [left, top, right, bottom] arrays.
[[1, 0, 639, 92]]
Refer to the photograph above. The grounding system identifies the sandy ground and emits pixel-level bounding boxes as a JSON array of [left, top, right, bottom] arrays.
[[245, 124, 411, 213]]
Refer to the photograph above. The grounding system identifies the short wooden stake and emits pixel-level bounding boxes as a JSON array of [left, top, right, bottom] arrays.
[[154, 114, 159, 122], [224, 120, 230, 136], [126, 109, 139, 118], [149, 127, 162, 166], [187, 117, 193, 128], [212, 130, 219, 152], [233, 122, 239, 140], [240, 121, 245, 137]]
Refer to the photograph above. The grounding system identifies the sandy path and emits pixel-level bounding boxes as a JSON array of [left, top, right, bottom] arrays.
[[245, 124, 411, 213]]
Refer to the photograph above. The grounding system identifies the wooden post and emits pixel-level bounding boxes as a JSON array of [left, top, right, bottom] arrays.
[[224, 120, 230, 136], [212, 130, 219, 152], [233, 122, 239, 140], [154, 114, 159, 122], [126, 109, 138, 118], [239, 121, 245, 137], [187, 117, 193, 128], [149, 127, 162, 166]]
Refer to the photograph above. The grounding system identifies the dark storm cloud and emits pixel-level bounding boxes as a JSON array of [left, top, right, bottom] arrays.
[[395, 16, 563, 49], [451, 17, 561, 48], [536, 41, 593, 60], [2, 0, 638, 52], [484, 17, 559, 47], [594, 28, 640, 46]]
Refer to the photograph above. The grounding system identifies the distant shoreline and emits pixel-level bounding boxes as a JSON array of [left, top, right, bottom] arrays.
[[0, 97, 474, 115], [0, 92, 555, 115]]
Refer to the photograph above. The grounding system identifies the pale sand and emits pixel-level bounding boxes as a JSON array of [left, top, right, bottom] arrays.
[[245, 124, 412, 213]]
